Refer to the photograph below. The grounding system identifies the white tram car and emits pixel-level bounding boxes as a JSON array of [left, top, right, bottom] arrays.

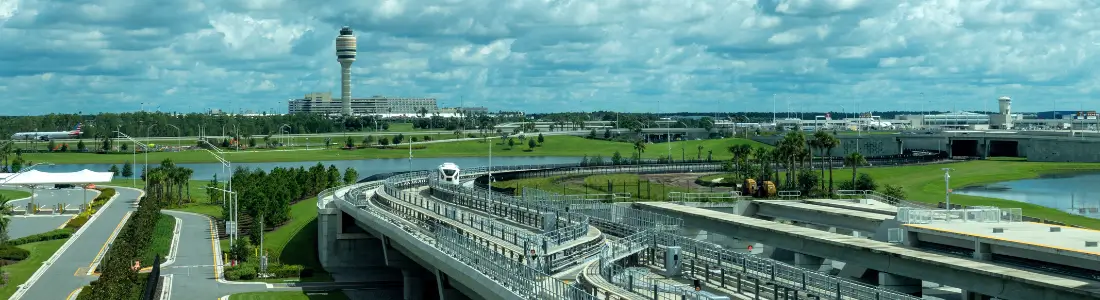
[[438, 162, 461, 184]]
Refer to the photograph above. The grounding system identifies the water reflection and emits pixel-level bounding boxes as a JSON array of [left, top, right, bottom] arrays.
[[955, 172, 1100, 219], [32, 156, 583, 181]]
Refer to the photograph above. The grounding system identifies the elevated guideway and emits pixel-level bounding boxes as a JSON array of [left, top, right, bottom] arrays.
[[635, 201, 1100, 300], [899, 211, 1100, 280], [745, 200, 894, 234], [318, 165, 607, 300]]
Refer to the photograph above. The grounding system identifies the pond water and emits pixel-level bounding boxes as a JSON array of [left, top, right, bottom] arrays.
[[34, 156, 584, 181], [955, 172, 1100, 219]]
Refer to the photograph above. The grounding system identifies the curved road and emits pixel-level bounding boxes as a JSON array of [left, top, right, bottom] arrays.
[[162, 210, 403, 299], [14, 186, 142, 300]]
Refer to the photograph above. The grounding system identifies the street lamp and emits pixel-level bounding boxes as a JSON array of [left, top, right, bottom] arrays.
[[200, 139, 237, 248], [942, 168, 954, 210], [165, 124, 181, 151], [113, 131, 147, 187]]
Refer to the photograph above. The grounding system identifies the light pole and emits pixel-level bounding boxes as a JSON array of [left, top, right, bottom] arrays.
[[488, 135, 493, 204], [279, 124, 291, 147], [206, 186, 238, 249], [144, 124, 156, 175], [920, 92, 925, 129], [200, 140, 236, 248], [114, 131, 146, 187], [165, 124, 180, 151], [942, 168, 954, 210]]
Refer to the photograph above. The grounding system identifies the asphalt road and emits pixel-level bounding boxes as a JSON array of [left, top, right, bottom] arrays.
[[15, 187, 141, 300], [5, 188, 99, 239], [7, 215, 72, 239], [162, 211, 403, 299], [7, 188, 98, 211]]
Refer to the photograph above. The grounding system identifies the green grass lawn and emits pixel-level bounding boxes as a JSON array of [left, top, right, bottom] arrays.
[[259, 198, 332, 282], [862, 160, 1100, 229], [0, 189, 31, 200], [228, 291, 348, 300], [493, 173, 690, 201], [108, 179, 223, 217], [141, 213, 176, 268], [0, 238, 68, 298], [18, 136, 769, 165]]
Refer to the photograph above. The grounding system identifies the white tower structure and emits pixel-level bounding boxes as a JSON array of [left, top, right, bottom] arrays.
[[998, 96, 1012, 129], [336, 27, 357, 116]]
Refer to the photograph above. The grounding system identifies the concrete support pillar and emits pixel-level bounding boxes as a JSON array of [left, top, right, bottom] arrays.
[[980, 142, 989, 159], [762, 246, 795, 264], [903, 230, 920, 247], [403, 269, 425, 300], [973, 241, 992, 261], [794, 252, 827, 271], [878, 272, 922, 296], [961, 290, 993, 300]]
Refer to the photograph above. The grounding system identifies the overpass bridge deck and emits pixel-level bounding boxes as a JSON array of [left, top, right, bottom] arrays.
[[757, 200, 894, 222], [905, 222, 1100, 258], [635, 201, 1100, 300], [379, 187, 527, 255], [804, 199, 899, 215]]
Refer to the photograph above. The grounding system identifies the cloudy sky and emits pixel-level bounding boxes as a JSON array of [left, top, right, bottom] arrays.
[[2, 0, 1100, 116]]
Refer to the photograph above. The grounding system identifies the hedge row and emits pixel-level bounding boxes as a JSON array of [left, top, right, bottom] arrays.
[[78, 190, 163, 300], [223, 261, 304, 281], [8, 228, 74, 246], [0, 245, 29, 261]]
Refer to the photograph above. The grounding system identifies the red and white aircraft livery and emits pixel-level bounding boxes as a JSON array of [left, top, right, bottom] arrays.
[[11, 123, 82, 141]]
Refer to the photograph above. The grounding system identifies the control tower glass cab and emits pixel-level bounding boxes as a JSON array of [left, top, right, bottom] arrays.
[[336, 27, 357, 61]]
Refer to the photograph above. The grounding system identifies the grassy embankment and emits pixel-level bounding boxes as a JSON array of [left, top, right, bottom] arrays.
[[862, 160, 1100, 229], [0, 189, 31, 200], [141, 214, 176, 268], [107, 178, 330, 281], [17, 136, 770, 165], [494, 174, 694, 202], [228, 291, 348, 300], [0, 239, 68, 298], [695, 159, 1100, 229]]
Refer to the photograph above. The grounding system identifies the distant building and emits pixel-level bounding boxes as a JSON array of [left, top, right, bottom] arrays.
[[1033, 110, 1096, 120], [288, 92, 438, 115]]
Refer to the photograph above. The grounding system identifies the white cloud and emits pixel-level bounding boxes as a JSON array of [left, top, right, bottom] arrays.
[[4, 0, 1100, 115]]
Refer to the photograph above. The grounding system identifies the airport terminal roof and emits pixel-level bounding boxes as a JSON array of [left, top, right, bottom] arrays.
[[0, 169, 113, 185]]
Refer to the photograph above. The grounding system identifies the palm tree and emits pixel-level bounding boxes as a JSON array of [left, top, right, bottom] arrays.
[[633, 139, 646, 164], [844, 152, 867, 187], [818, 133, 840, 193]]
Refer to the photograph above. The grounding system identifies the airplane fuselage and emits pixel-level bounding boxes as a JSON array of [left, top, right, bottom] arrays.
[[11, 131, 79, 141]]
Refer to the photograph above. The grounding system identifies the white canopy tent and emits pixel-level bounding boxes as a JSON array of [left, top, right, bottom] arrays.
[[0, 169, 114, 185], [1, 169, 115, 213]]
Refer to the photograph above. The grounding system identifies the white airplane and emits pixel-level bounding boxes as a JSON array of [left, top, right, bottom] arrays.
[[11, 123, 83, 141]]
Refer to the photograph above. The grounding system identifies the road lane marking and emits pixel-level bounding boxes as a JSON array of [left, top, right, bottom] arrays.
[[83, 210, 133, 276], [65, 287, 82, 300], [209, 217, 219, 281]]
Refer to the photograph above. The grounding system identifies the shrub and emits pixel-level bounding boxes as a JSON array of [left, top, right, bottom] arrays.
[[268, 264, 303, 278], [9, 228, 74, 245], [224, 262, 258, 280], [0, 245, 30, 261], [65, 210, 94, 230]]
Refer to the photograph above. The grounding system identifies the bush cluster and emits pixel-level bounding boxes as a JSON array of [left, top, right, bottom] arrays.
[[8, 228, 74, 246], [223, 259, 303, 280], [0, 245, 30, 261]]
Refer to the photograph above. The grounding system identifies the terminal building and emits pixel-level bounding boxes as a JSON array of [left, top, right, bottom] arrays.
[[288, 92, 439, 116]]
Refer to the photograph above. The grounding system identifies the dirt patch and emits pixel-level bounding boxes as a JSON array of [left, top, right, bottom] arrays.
[[639, 173, 733, 192], [552, 175, 587, 187]]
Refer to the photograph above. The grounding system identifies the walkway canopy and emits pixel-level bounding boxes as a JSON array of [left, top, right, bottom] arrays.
[[0, 169, 114, 185]]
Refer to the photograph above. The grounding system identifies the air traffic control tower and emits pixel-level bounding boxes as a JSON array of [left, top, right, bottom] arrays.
[[336, 26, 357, 116], [991, 96, 1014, 129]]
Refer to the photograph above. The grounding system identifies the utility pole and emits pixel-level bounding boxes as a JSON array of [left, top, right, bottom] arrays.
[[942, 168, 954, 210]]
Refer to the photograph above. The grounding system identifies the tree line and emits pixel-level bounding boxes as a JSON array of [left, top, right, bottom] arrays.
[[212, 162, 356, 247]]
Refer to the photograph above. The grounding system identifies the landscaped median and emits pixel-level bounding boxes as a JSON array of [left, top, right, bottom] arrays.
[[0, 188, 115, 298]]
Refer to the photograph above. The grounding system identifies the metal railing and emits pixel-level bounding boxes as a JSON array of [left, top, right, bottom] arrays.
[[333, 178, 600, 300], [897, 207, 1024, 224], [834, 190, 936, 209], [530, 185, 922, 300], [666, 191, 741, 202]]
